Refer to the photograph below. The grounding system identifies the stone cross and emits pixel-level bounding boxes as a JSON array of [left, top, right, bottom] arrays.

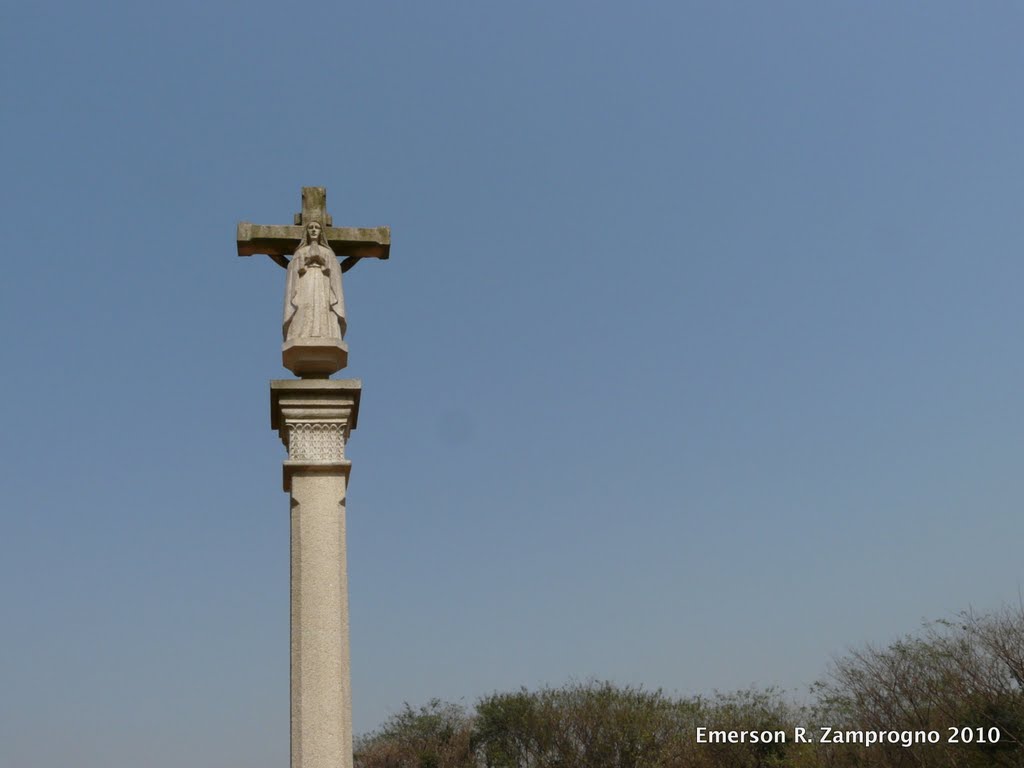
[[238, 186, 388, 768], [239, 187, 390, 377], [238, 186, 390, 272]]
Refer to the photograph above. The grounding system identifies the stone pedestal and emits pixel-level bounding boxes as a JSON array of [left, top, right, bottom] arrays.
[[283, 338, 349, 378], [271, 378, 362, 768]]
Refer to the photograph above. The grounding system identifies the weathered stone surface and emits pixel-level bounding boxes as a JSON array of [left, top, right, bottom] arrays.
[[290, 470, 352, 768], [271, 379, 361, 768], [282, 338, 349, 377], [282, 220, 349, 376], [271, 379, 361, 491], [237, 221, 391, 260], [244, 188, 387, 768], [239, 187, 390, 376], [237, 186, 390, 265]]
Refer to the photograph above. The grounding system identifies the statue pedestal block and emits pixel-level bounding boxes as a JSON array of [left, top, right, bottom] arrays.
[[283, 338, 349, 378]]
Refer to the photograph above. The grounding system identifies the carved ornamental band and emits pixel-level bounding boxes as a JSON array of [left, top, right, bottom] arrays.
[[286, 422, 348, 462]]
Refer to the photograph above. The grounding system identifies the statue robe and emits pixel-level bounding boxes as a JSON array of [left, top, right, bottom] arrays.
[[282, 241, 346, 341]]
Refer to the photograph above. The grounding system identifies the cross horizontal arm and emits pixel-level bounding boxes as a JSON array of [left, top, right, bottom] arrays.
[[237, 222, 391, 260]]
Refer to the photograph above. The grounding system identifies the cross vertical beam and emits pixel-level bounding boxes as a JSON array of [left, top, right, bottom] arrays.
[[295, 187, 332, 228]]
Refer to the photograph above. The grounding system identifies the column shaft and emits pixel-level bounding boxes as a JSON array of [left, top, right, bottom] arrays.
[[270, 379, 361, 768], [290, 471, 352, 768]]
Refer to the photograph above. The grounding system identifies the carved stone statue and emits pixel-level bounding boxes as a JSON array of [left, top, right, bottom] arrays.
[[237, 186, 391, 378], [281, 222, 349, 376], [284, 222, 346, 342]]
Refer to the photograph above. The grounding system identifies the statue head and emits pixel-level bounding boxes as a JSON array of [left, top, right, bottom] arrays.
[[298, 221, 331, 250]]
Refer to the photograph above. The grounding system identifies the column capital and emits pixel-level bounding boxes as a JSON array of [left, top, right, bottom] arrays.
[[271, 379, 362, 491]]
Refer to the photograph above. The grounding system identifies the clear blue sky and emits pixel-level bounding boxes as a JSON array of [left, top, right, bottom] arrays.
[[3, 2, 1024, 766]]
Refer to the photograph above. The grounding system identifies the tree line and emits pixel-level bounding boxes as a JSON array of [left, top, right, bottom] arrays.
[[355, 605, 1024, 767]]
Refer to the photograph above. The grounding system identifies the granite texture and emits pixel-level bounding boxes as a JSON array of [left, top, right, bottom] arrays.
[[271, 379, 361, 768]]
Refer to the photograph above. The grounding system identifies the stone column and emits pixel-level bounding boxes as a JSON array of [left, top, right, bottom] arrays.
[[271, 378, 362, 768]]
